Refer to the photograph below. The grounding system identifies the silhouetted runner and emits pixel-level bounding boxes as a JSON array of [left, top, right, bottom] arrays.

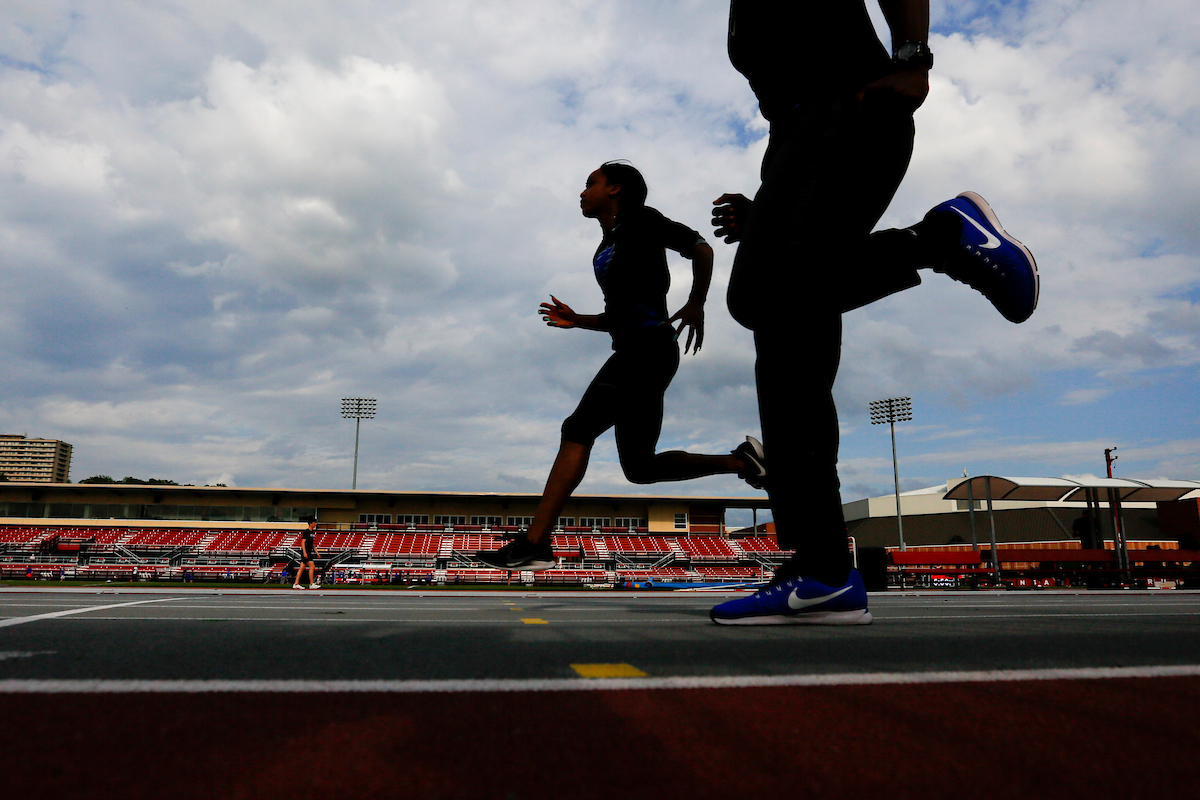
[[709, 0, 1038, 624], [478, 161, 766, 571]]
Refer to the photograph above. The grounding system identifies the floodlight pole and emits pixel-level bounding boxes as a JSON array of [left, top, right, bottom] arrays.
[[352, 417, 362, 488], [870, 397, 913, 551], [340, 398, 377, 490], [889, 419, 904, 550]]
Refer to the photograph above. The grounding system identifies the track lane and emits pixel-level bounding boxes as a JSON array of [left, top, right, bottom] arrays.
[[4, 588, 1198, 798]]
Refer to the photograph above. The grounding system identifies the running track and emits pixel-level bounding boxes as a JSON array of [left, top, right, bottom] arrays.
[[2, 588, 1198, 798]]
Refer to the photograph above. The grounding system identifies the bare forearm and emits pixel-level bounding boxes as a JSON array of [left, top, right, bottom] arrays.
[[669, 243, 712, 355], [863, 0, 931, 110], [689, 243, 714, 302], [878, 0, 929, 45], [540, 295, 609, 332]]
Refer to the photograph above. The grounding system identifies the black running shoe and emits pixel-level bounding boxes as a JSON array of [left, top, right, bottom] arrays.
[[477, 535, 556, 571], [732, 436, 767, 490]]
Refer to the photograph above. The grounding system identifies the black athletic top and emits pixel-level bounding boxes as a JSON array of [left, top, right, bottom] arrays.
[[728, 0, 892, 120], [592, 206, 705, 351], [300, 527, 316, 559]]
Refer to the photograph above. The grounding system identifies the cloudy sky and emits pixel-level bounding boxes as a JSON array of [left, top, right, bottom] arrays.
[[2, 0, 1198, 517]]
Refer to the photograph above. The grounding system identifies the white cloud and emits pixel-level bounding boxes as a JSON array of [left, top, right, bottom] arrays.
[[1059, 388, 1112, 406], [0, 0, 1197, 503], [40, 398, 223, 432], [155, 55, 463, 290], [0, 121, 111, 194]]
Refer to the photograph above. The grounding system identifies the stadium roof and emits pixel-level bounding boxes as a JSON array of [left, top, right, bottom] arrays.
[[944, 476, 1200, 504]]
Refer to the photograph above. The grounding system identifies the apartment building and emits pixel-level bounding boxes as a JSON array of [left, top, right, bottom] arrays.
[[0, 435, 73, 483]]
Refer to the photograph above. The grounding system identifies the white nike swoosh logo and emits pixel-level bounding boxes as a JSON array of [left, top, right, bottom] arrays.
[[952, 207, 1001, 250], [788, 584, 853, 610]]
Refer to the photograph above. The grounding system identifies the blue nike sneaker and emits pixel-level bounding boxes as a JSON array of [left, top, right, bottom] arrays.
[[710, 569, 873, 625], [925, 191, 1039, 323]]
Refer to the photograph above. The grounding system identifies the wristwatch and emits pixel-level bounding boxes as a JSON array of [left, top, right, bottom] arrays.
[[893, 40, 934, 70]]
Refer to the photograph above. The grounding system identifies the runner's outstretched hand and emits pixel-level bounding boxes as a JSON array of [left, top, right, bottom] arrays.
[[669, 300, 705, 355], [539, 295, 578, 328], [712, 193, 752, 244]]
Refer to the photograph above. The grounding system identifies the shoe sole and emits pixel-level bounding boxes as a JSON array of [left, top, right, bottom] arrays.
[[711, 609, 873, 626], [957, 191, 1040, 320], [735, 437, 767, 489]]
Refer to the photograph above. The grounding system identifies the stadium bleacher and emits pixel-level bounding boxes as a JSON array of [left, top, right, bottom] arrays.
[[677, 537, 739, 561], [453, 533, 505, 553], [0, 522, 786, 585], [314, 532, 365, 552], [371, 533, 441, 557], [125, 529, 208, 549], [734, 536, 788, 557], [604, 535, 675, 556], [618, 566, 692, 581], [533, 568, 610, 585], [205, 530, 292, 555], [550, 534, 586, 558], [443, 568, 516, 585], [695, 565, 760, 580], [4, 520, 1197, 589]]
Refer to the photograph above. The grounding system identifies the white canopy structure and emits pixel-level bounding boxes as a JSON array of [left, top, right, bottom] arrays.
[[942, 476, 1200, 578], [943, 476, 1200, 504]]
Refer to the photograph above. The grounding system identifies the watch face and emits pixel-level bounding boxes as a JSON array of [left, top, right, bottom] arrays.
[[894, 41, 933, 68]]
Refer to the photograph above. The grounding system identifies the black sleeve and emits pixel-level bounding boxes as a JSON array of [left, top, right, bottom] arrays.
[[645, 207, 706, 259]]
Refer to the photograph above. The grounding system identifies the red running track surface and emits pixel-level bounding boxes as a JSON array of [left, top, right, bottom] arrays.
[[6, 676, 1199, 799]]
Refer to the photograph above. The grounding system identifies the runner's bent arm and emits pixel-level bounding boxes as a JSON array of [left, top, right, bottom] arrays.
[[714, 0, 930, 238], [878, 0, 929, 45], [539, 295, 610, 332], [669, 243, 713, 354], [861, 0, 930, 110]]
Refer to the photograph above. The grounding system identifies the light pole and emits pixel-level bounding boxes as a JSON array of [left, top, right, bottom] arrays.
[[1105, 446, 1130, 577], [340, 397, 376, 490], [870, 396, 913, 551]]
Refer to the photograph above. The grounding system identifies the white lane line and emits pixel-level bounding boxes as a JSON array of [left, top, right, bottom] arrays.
[[0, 651, 56, 660], [0, 604, 108, 608], [44, 617, 692, 623], [884, 611, 1200, 620], [155, 605, 496, 611], [43, 611, 1200, 623], [0, 598, 183, 629], [874, 602, 1200, 609], [2, 665, 1200, 694]]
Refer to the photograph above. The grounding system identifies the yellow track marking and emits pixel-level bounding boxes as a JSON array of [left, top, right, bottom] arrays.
[[570, 663, 649, 678]]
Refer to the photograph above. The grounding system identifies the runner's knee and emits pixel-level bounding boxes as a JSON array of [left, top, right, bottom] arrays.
[[561, 415, 599, 448], [620, 455, 658, 485]]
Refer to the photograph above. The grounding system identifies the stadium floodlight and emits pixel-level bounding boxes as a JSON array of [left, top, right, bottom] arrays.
[[340, 398, 377, 490], [870, 396, 913, 551]]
